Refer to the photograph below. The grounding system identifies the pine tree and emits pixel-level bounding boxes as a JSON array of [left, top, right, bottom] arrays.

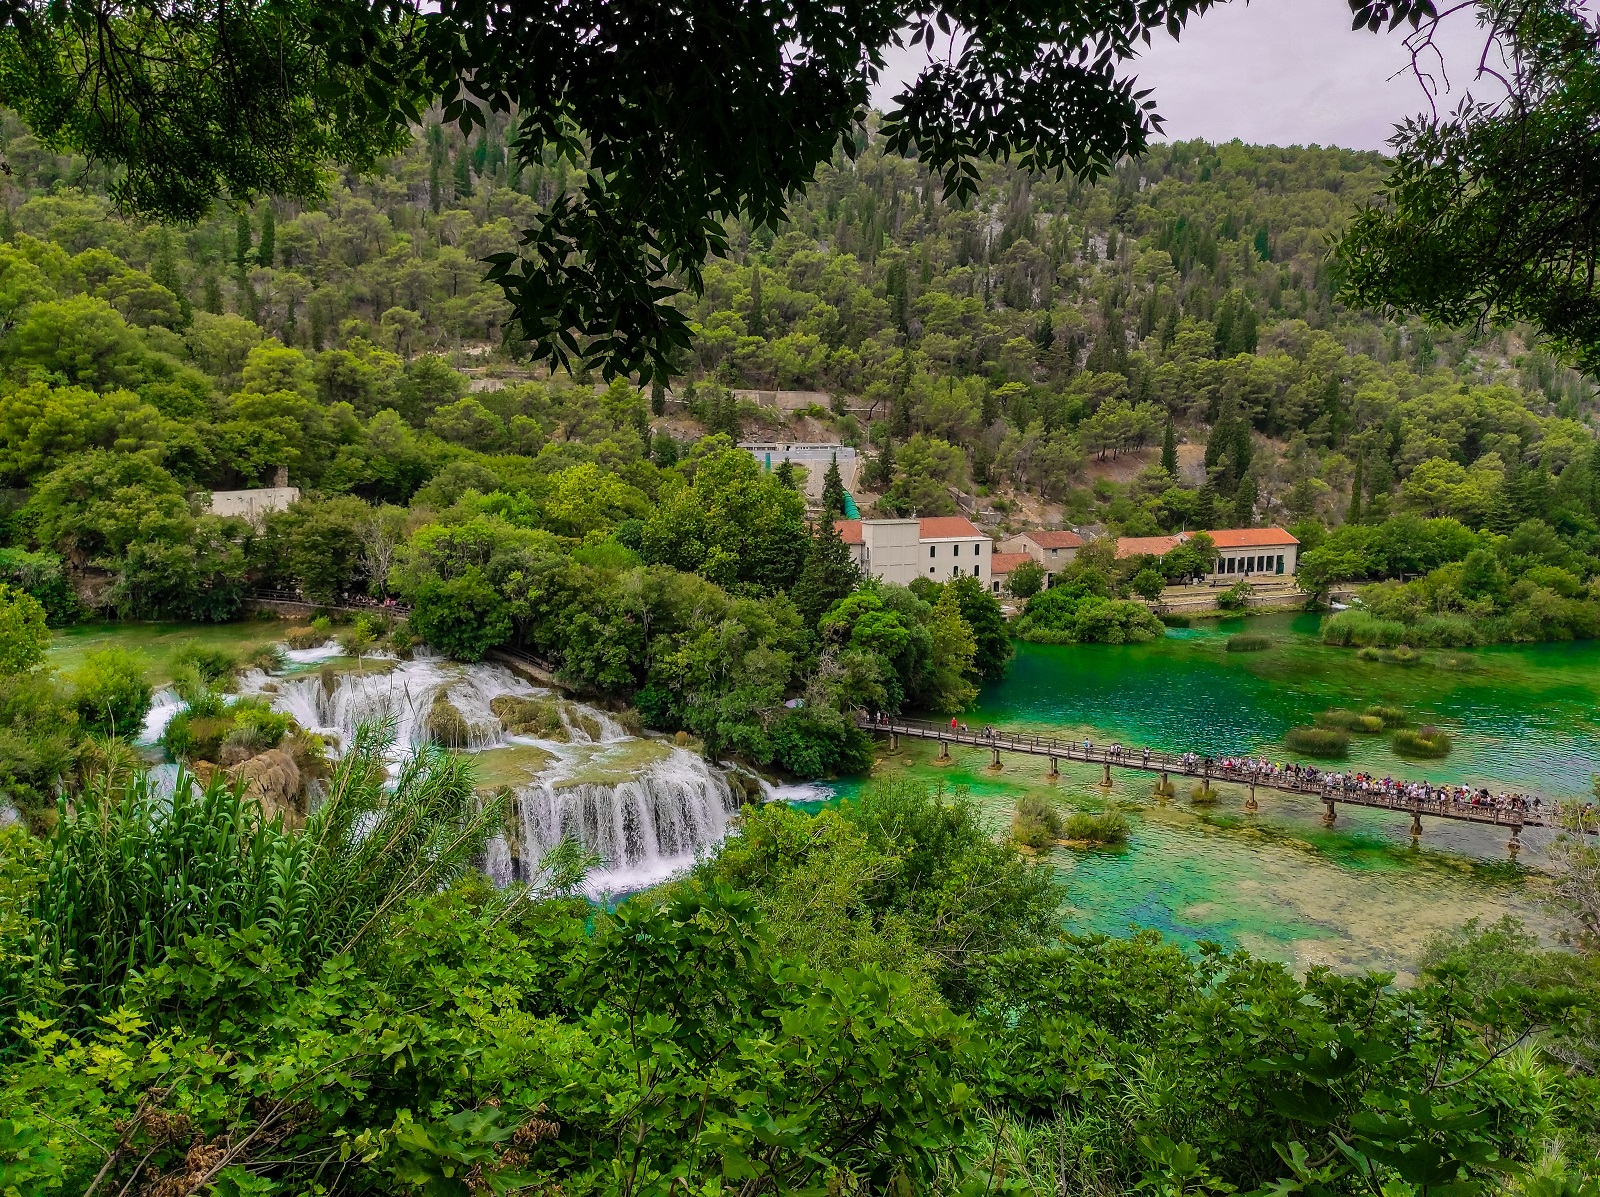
[[791, 518, 860, 628], [822, 454, 847, 518], [1161, 415, 1178, 478], [256, 204, 275, 268], [151, 229, 191, 321], [774, 459, 797, 490]]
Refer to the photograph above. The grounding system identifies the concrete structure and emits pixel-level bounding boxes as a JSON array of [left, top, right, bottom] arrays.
[[1205, 527, 1299, 578], [740, 442, 859, 503], [989, 551, 1033, 595], [209, 486, 299, 525], [1112, 527, 1300, 579], [836, 517, 991, 587], [998, 529, 1085, 577]]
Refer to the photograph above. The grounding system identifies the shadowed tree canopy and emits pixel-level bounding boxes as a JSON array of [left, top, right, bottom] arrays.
[[0, 0, 1227, 381], [1338, 0, 1600, 375]]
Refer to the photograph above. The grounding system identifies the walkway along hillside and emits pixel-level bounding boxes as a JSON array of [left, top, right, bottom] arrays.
[[861, 715, 1599, 856]]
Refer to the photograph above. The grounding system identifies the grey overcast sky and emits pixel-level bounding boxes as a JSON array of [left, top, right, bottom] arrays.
[[871, 0, 1505, 153]]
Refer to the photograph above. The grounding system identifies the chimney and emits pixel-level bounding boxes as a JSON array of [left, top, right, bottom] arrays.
[[273, 464, 288, 488]]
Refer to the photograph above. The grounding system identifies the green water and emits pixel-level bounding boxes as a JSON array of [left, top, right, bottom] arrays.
[[844, 615, 1600, 978], [973, 613, 1600, 798], [47, 619, 292, 683], [858, 742, 1564, 984]]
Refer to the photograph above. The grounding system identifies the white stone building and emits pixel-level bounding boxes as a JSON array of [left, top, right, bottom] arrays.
[[835, 517, 991, 587]]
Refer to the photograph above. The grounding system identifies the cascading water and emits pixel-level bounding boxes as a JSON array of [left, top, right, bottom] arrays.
[[237, 647, 741, 896]]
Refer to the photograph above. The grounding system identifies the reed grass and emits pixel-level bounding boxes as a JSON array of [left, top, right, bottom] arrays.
[[1285, 726, 1350, 758], [1392, 726, 1452, 758], [1225, 633, 1273, 652]]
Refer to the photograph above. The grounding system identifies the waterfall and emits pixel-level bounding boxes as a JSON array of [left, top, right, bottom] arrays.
[[236, 648, 748, 897], [487, 748, 738, 896], [242, 654, 539, 753]]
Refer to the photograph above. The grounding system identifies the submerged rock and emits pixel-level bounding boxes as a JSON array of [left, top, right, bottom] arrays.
[[490, 695, 568, 740], [231, 749, 304, 820]]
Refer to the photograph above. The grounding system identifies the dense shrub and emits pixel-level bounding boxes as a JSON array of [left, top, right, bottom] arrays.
[[1061, 810, 1131, 844]]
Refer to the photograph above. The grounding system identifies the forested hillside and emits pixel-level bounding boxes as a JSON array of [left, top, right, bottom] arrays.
[[2, 105, 1599, 732]]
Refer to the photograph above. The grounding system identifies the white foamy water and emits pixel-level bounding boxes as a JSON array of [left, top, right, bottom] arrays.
[[235, 650, 745, 897], [239, 653, 539, 754], [282, 641, 348, 666], [140, 688, 185, 746], [487, 746, 738, 898]]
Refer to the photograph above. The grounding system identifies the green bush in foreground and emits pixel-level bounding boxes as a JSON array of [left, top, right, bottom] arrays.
[[1393, 725, 1453, 758], [0, 776, 1595, 1197], [1286, 725, 1351, 757]]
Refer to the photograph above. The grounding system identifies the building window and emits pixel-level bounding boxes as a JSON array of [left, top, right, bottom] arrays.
[[1226, 558, 1236, 574], [929, 566, 935, 574], [975, 543, 982, 555], [952, 543, 960, 556], [1050, 548, 1058, 557], [1276, 554, 1285, 574], [993, 580, 1001, 593], [929, 545, 936, 558], [953, 566, 962, 577]]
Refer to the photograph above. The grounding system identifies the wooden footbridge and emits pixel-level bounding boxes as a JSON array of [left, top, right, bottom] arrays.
[[859, 716, 1589, 854]]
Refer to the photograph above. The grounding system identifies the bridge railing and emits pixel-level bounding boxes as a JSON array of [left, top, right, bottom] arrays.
[[855, 713, 1556, 829]]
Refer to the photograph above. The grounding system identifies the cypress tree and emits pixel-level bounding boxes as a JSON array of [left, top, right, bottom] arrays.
[[651, 374, 666, 417], [1348, 455, 1364, 524], [822, 454, 847, 518], [256, 204, 275, 268], [774, 459, 797, 490], [202, 272, 223, 315], [233, 212, 251, 272], [1233, 471, 1259, 527], [454, 145, 472, 202], [791, 518, 860, 628], [1161, 414, 1178, 478]]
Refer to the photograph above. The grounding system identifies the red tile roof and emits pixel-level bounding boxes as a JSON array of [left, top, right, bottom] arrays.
[[918, 516, 984, 539], [833, 517, 986, 544], [1115, 535, 1185, 559], [1023, 530, 1085, 549], [990, 552, 1032, 575], [1204, 526, 1300, 548]]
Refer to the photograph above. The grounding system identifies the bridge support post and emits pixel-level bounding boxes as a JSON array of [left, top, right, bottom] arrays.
[[938, 738, 949, 761], [990, 746, 1002, 770], [1100, 761, 1112, 788], [1411, 810, 1423, 839], [1156, 770, 1171, 799], [1509, 823, 1522, 858], [1322, 799, 1337, 827], [1048, 755, 1059, 779], [1246, 782, 1257, 812], [888, 732, 898, 751]]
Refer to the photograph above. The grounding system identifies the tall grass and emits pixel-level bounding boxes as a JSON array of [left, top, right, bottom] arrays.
[[1392, 726, 1452, 758], [1320, 610, 1407, 648], [1225, 633, 1273, 652], [1285, 726, 1350, 758], [1316, 708, 1385, 734], [7, 719, 502, 1025]]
